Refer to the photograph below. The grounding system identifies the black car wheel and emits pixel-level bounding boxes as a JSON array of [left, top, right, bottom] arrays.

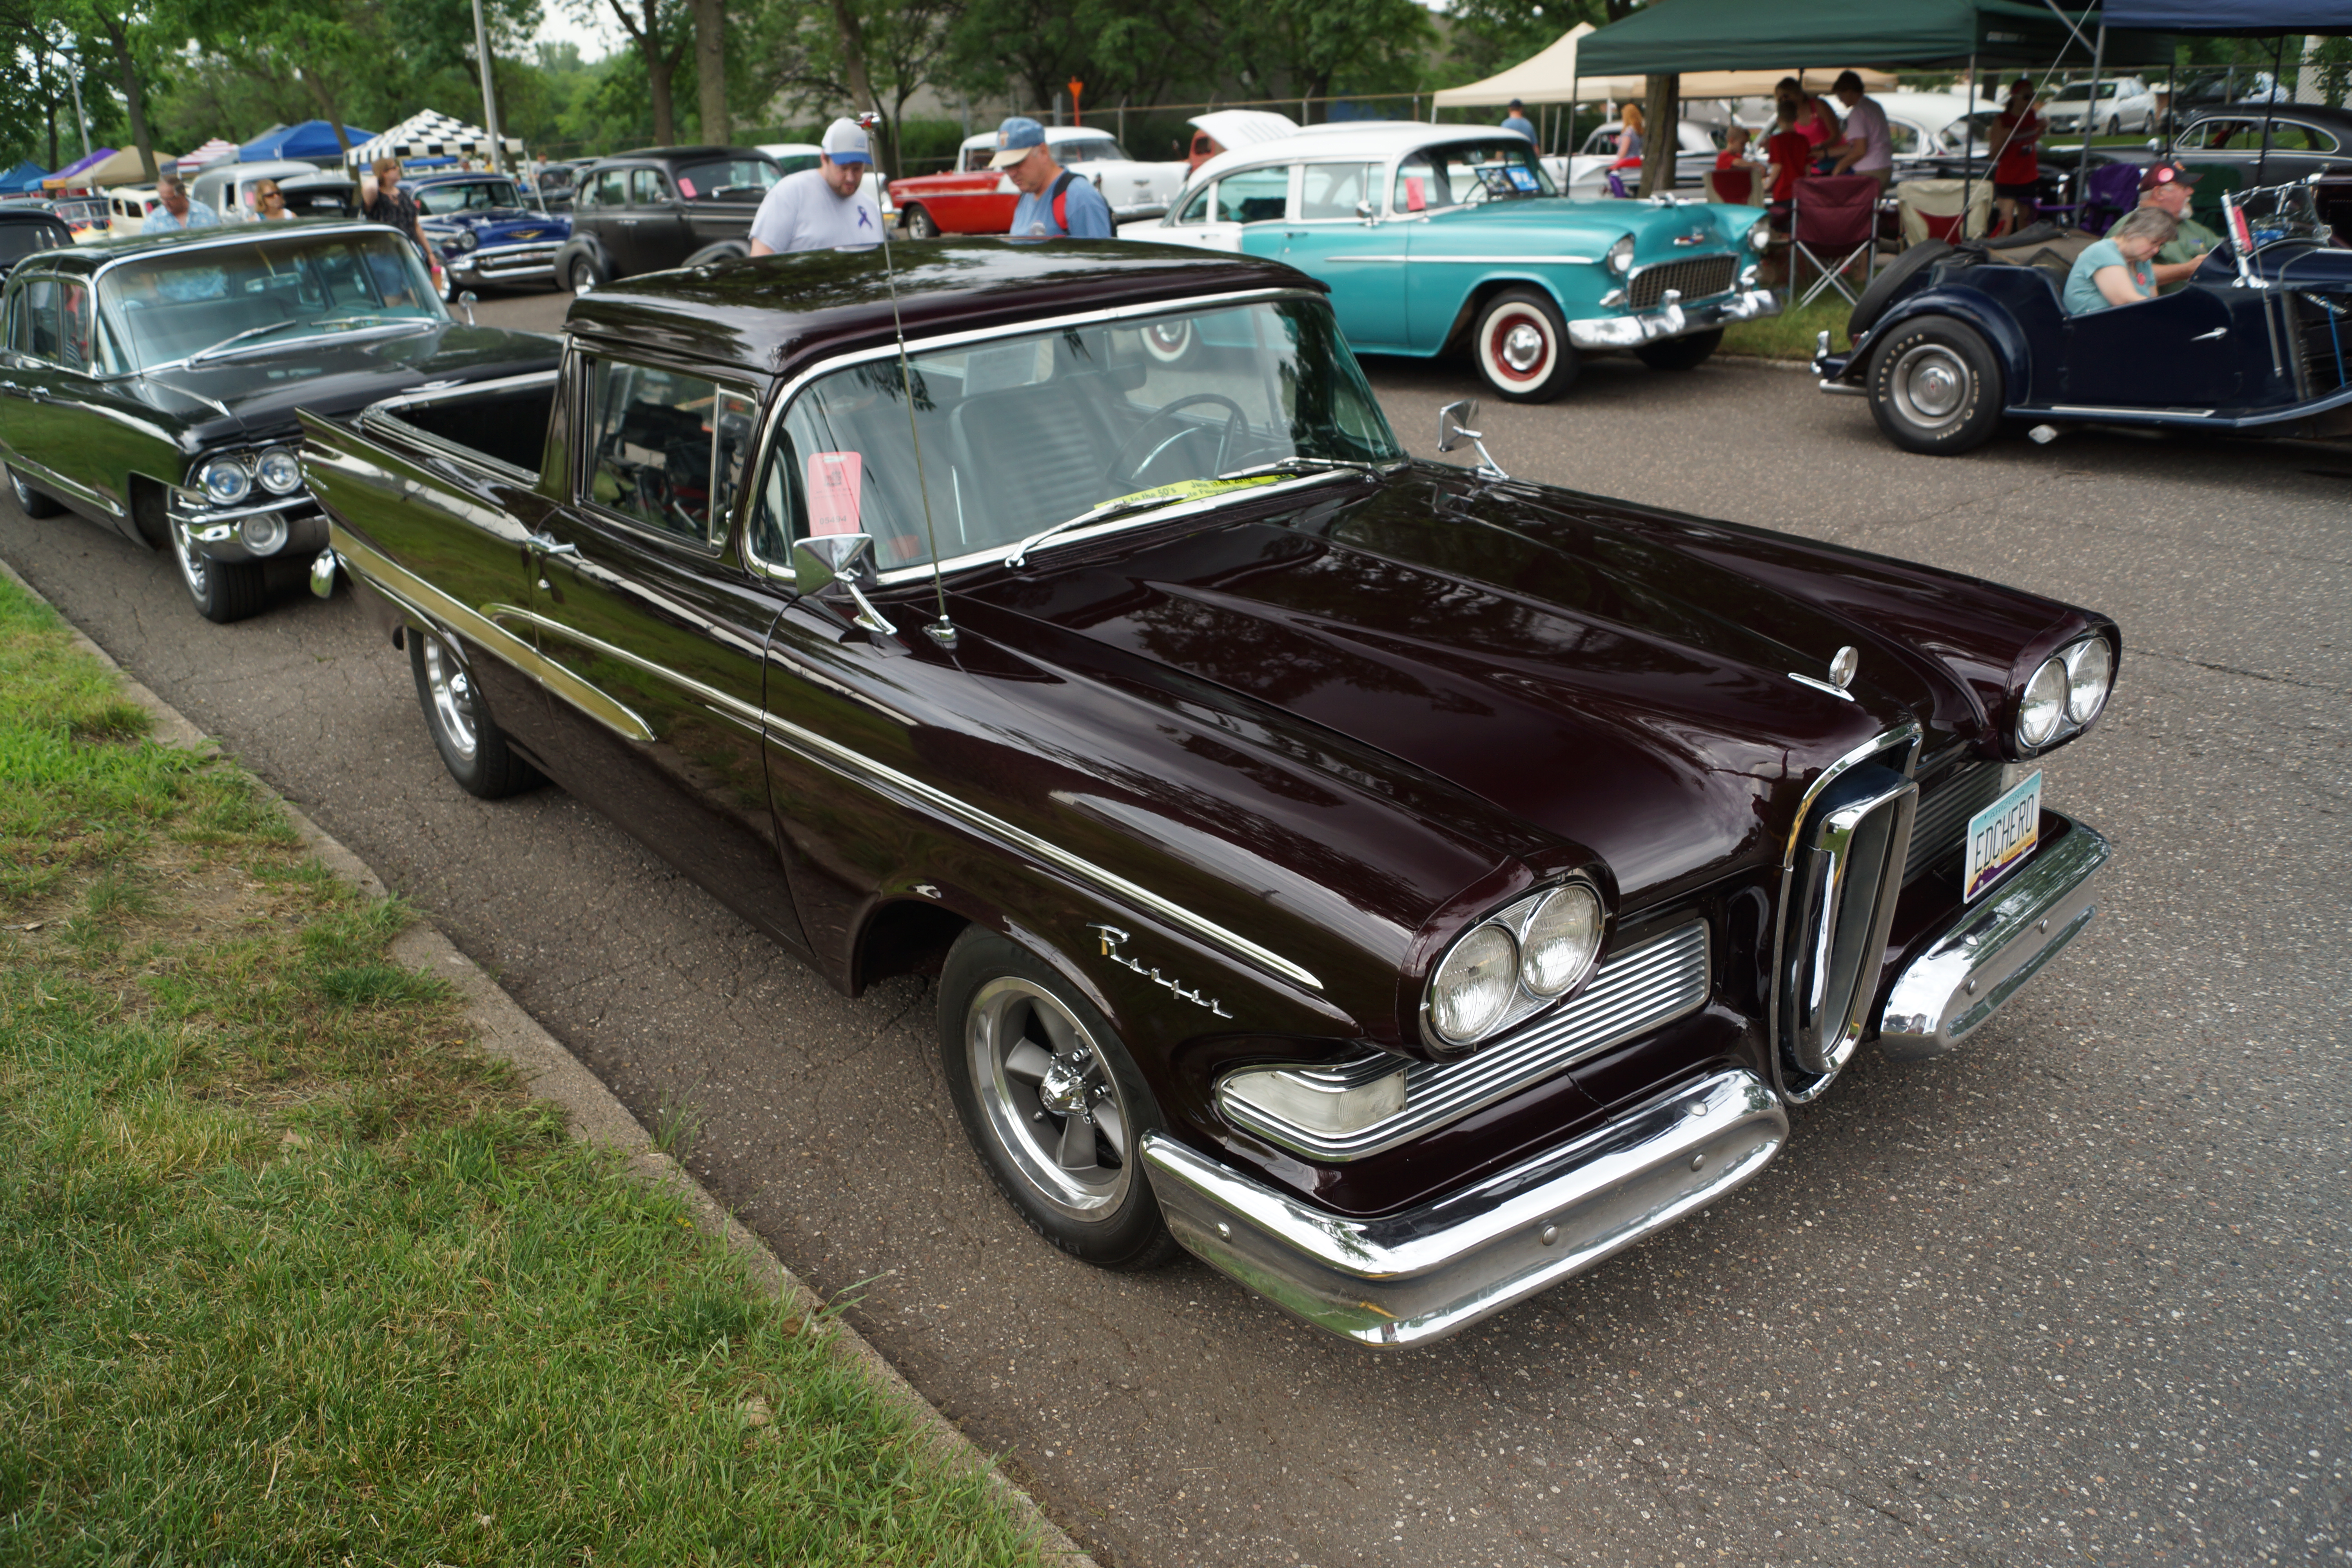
[[566, 252, 606, 293], [1867, 316, 2005, 456], [5, 463, 63, 519], [938, 928, 1180, 1270], [171, 517, 267, 623], [1633, 328, 1724, 372], [903, 204, 940, 239], [411, 628, 541, 798], [1472, 287, 1579, 403]]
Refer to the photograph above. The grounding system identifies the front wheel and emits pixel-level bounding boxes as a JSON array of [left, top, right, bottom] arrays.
[[171, 517, 267, 623], [903, 204, 939, 239], [1471, 287, 1578, 403], [410, 628, 541, 798], [565, 251, 606, 293], [6, 463, 63, 519], [2105, 116, 2121, 136], [1867, 316, 2005, 455], [938, 929, 1180, 1270], [1633, 328, 1723, 372]]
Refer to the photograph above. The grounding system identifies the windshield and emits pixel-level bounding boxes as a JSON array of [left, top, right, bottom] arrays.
[[1055, 137, 1130, 165], [677, 158, 782, 200], [2053, 83, 2124, 102], [752, 298, 1401, 577], [1394, 140, 1557, 211], [0, 222, 67, 262], [2230, 181, 2331, 252], [416, 180, 523, 214], [99, 231, 444, 369]]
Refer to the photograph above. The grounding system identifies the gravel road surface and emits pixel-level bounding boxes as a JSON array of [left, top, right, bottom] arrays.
[[3, 286, 2343, 1567]]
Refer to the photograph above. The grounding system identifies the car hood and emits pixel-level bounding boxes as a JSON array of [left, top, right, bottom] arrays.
[[424, 208, 569, 237], [1419, 197, 1750, 256], [139, 323, 560, 448]]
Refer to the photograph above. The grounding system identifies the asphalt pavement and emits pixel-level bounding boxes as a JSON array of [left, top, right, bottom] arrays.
[[3, 286, 2344, 1568]]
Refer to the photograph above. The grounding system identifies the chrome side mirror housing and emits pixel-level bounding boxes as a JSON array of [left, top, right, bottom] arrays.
[[1356, 199, 1377, 225], [457, 289, 478, 326], [792, 531, 901, 642], [1437, 398, 1509, 482]]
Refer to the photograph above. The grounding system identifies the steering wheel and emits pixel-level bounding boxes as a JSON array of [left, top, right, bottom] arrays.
[[1105, 393, 1249, 490]]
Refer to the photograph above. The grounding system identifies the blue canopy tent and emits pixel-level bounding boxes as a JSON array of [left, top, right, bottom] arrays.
[[0, 160, 49, 194], [239, 121, 374, 163], [2101, 0, 2350, 30]]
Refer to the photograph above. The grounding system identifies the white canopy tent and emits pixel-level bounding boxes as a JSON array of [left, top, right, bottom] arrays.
[[347, 111, 523, 170], [1433, 24, 1899, 107], [176, 138, 239, 173]]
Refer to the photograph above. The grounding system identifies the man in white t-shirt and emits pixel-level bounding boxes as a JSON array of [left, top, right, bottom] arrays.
[[748, 118, 882, 255], [1827, 71, 1894, 191]]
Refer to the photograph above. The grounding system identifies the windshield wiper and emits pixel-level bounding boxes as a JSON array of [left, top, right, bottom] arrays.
[[1004, 492, 1200, 568], [1214, 456, 1390, 481], [186, 319, 305, 364]]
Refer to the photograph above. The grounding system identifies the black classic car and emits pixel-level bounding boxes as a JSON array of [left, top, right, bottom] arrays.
[[410, 171, 572, 299], [300, 241, 2118, 1346], [2167, 103, 2352, 238], [0, 206, 72, 276], [551, 147, 782, 292], [0, 222, 557, 621], [1818, 180, 2352, 454]]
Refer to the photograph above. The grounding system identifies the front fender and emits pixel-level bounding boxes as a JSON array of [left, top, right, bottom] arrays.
[[552, 234, 607, 277], [1853, 286, 2036, 405]]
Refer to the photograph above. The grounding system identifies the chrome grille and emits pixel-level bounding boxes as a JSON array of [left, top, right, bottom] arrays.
[[1779, 763, 1916, 1082], [1218, 922, 1710, 1162], [1905, 760, 2006, 883], [1628, 255, 1739, 310]]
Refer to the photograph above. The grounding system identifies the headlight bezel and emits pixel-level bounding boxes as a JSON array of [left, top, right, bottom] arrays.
[[1745, 217, 1771, 251], [2062, 636, 2113, 725], [2013, 634, 2116, 754], [2016, 655, 2068, 749], [1606, 233, 1637, 275], [195, 454, 251, 506], [1421, 877, 1609, 1054], [254, 446, 302, 495]]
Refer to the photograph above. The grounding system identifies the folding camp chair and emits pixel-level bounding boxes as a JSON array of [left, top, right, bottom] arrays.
[[1896, 178, 1996, 247], [1791, 174, 1880, 307], [2074, 162, 2144, 235], [1703, 167, 1758, 206]]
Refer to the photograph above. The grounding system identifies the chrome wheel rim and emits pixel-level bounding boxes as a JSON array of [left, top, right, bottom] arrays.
[[967, 977, 1132, 1220], [170, 516, 208, 601], [7, 468, 29, 509], [1485, 308, 1551, 383], [1890, 343, 1968, 427], [420, 636, 479, 761]]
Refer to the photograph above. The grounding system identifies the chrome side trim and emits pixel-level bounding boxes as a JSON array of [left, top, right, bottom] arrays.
[[1142, 1067, 1786, 1348], [1879, 813, 2110, 1061], [1220, 922, 1709, 1161], [1818, 378, 1870, 397], [756, 702, 1323, 995], [501, 605, 763, 734], [9, 454, 121, 516], [362, 367, 559, 423]]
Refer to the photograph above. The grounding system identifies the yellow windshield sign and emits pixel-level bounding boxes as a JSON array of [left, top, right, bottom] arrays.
[[1091, 474, 1285, 514]]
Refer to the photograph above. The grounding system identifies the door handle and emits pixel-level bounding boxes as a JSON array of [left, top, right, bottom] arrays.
[[618, 218, 640, 225], [2190, 326, 2228, 341], [527, 530, 580, 558]]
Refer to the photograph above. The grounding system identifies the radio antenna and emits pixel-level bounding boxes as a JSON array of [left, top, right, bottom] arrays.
[[860, 112, 957, 652]]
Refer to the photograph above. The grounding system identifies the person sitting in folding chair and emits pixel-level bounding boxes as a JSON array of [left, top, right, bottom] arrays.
[[1789, 170, 1882, 309]]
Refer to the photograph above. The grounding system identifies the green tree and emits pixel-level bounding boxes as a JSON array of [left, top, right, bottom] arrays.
[[578, 0, 689, 143]]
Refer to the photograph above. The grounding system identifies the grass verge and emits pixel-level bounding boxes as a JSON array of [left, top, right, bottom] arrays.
[[1721, 293, 1853, 363], [0, 573, 1052, 1566]]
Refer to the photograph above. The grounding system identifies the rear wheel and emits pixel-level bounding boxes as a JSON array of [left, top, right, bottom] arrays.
[[171, 517, 267, 623], [903, 204, 940, 239], [410, 628, 541, 798], [938, 929, 1180, 1270], [1633, 328, 1723, 372], [1867, 315, 2005, 455], [5, 464, 62, 519], [1471, 287, 1578, 403]]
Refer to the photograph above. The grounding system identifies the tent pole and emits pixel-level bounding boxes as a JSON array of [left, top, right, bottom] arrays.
[[2255, 32, 2286, 188], [1962, 52, 1976, 238], [470, 0, 507, 175], [2073, 23, 2106, 221]]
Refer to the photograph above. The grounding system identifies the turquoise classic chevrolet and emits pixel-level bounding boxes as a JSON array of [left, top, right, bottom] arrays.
[[1122, 123, 1778, 402]]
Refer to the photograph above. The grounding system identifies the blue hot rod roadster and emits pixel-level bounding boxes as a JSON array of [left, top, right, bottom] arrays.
[[1816, 178, 2352, 454]]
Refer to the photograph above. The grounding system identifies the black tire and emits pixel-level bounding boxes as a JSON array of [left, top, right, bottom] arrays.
[[903, 204, 939, 240], [410, 628, 541, 799], [1866, 315, 2005, 456], [1633, 328, 1723, 372], [565, 250, 606, 293], [937, 928, 1180, 1271], [1470, 287, 1578, 403], [1846, 239, 1951, 342], [6, 463, 63, 519], [169, 517, 267, 623], [2104, 116, 2120, 136]]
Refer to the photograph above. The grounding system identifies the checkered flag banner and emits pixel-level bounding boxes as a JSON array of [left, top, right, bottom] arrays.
[[347, 110, 525, 167]]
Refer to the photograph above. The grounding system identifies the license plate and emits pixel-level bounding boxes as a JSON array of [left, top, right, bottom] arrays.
[[1964, 769, 2042, 902]]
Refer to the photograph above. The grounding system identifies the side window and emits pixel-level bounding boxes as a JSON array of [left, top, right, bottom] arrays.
[[1174, 184, 1213, 225], [1885, 119, 1920, 157], [9, 278, 59, 361], [1214, 165, 1290, 224], [1299, 163, 1376, 220], [589, 169, 627, 207], [964, 147, 992, 173], [629, 168, 670, 205], [582, 356, 753, 548], [58, 281, 92, 372], [1395, 152, 1446, 213]]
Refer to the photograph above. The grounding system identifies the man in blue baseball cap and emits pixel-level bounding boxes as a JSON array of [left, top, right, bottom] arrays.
[[750, 117, 882, 254], [991, 116, 1113, 239]]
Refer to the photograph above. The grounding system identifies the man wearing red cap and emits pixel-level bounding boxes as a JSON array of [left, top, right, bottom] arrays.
[[2134, 161, 2220, 294]]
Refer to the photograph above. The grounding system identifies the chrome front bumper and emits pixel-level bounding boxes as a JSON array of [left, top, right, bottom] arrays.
[[452, 244, 561, 284], [1140, 1067, 1787, 1348], [1568, 287, 1779, 350], [171, 493, 328, 564], [1878, 811, 2112, 1062]]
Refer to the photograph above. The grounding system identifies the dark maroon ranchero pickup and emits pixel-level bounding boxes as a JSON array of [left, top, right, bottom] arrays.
[[298, 240, 2118, 1347]]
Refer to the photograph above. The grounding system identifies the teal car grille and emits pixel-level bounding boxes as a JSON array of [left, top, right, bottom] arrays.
[[1629, 254, 1738, 310]]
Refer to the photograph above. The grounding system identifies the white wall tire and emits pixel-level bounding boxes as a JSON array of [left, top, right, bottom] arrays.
[[1472, 288, 1579, 403]]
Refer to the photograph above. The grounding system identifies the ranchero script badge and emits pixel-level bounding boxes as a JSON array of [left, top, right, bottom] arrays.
[[1085, 924, 1234, 1018]]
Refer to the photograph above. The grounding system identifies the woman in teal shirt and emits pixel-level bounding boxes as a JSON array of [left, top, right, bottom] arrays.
[[2063, 208, 2177, 314]]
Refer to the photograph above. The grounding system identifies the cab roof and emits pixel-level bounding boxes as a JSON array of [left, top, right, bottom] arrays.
[[562, 238, 1319, 382]]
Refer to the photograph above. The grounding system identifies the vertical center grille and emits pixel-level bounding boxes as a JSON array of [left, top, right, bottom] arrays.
[[1629, 255, 1739, 310], [1780, 762, 1917, 1083]]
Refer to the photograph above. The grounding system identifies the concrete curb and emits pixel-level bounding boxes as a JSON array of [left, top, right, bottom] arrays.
[[0, 557, 1099, 1568]]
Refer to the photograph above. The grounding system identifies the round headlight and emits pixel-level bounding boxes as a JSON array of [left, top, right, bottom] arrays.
[[1519, 884, 1601, 998], [239, 511, 288, 556], [458, 229, 479, 250], [255, 447, 301, 495], [1607, 234, 1636, 274], [2063, 637, 2112, 724], [197, 456, 250, 506], [2016, 656, 2068, 750], [1746, 217, 1771, 251], [1428, 924, 1518, 1046]]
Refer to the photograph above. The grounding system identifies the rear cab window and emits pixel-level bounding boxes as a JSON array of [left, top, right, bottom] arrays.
[[581, 356, 756, 551]]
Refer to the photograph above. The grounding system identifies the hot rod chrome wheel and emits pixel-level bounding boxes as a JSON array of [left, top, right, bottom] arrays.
[[1472, 287, 1577, 403], [420, 635, 479, 762], [171, 515, 267, 623], [5, 463, 62, 519], [938, 930, 1180, 1269], [903, 204, 939, 240], [408, 628, 541, 799], [1867, 315, 2004, 456]]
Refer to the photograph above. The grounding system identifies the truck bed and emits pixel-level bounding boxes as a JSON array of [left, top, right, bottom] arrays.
[[354, 372, 559, 476]]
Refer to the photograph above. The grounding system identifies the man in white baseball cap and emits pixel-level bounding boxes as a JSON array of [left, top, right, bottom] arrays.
[[749, 117, 882, 255]]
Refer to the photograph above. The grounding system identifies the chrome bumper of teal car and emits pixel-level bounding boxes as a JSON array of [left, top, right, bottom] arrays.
[[1569, 287, 1779, 350], [1140, 1067, 1788, 1348], [1878, 812, 2111, 1062]]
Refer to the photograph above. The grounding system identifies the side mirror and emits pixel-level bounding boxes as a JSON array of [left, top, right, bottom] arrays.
[[1436, 398, 1508, 481], [2146, 138, 2161, 152], [792, 532, 900, 639], [457, 289, 478, 326], [1355, 199, 1377, 225]]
